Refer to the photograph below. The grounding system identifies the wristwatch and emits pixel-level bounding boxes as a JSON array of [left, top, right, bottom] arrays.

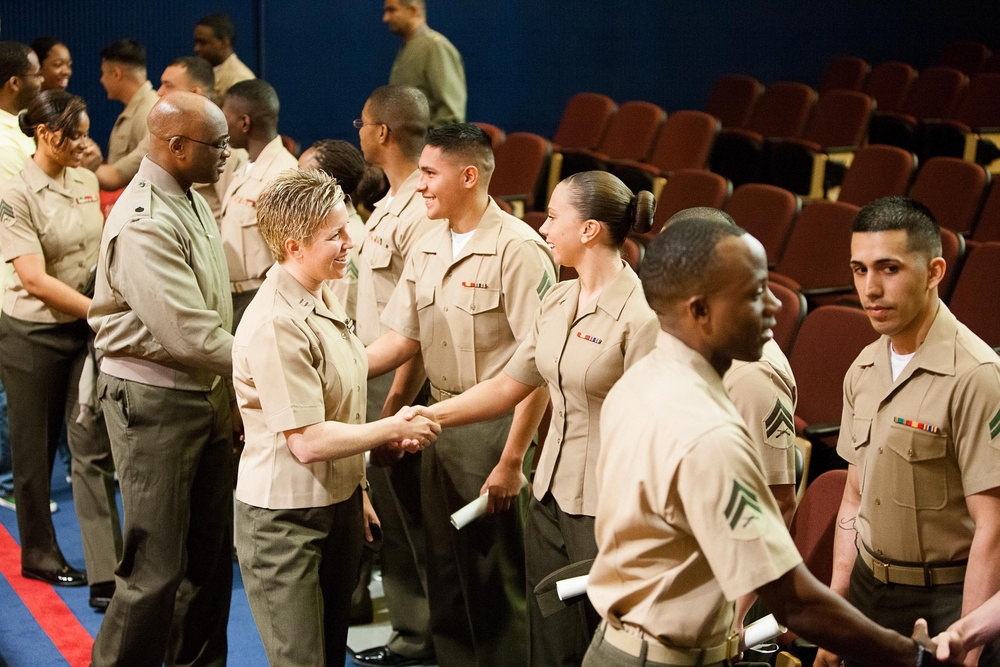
[[914, 642, 937, 667]]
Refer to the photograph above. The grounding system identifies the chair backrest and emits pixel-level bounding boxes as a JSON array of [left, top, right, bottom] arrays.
[[948, 241, 1000, 348], [489, 132, 551, 210], [725, 183, 801, 267], [522, 211, 547, 235], [938, 226, 967, 303], [621, 238, 642, 272], [789, 306, 878, 429], [773, 200, 860, 292], [902, 66, 968, 120], [972, 179, 1000, 242], [597, 100, 667, 161], [644, 110, 720, 173], [803, 90, 874, 148], [949, 73, 1000, 129], [747, 82, 818, 139], [473, 122, 506, 150], [819, 56, 871, 93], [909, 156, 990, 234], [938, 40, 993, 77], [770, 281, 808, 355], [553, 93, 617, 151], [705, 74, 763, 129], [641, 169, 732, 241], [864, 61, 918, 113], [837, 145, 917, 207], [789, 469, 849, 585]]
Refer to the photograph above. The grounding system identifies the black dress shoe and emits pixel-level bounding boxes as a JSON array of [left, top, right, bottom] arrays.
[[351, 646, 430, 667], [89, 581, 115, 612], [22, 565, 87, 587]]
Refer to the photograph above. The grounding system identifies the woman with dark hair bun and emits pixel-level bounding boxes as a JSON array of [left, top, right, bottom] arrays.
[[0, 91, 121, 610], [30, 37, 72, 92], [419, 171, 660, 665]]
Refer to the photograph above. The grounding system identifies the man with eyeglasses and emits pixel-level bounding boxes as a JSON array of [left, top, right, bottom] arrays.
[[219, 78, 298, 330], [89, 91, 236, 666]]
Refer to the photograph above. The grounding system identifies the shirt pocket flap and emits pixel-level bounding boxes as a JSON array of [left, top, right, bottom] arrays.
[[886, 422, 948, 462], [454, 287, 501, 315], [851, 417, 872, 450], [415, 283, 435, 310], [365, 242, 393, 270]]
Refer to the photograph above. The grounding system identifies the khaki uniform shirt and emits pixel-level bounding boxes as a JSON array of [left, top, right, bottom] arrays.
[[213, 53, 255, 99], [233, 263, 366, 509], [194, 147, 247, 225], [107, 81, 158, 184], [589, 331, 802, 648], [838, 302, 1000, 564], [220, 136, 298, 288], [0, 109, 36, 184], [724, 339, 798, 486], [0, 161, 102, 323], [89, 157, 233, 390], [504, 265, 659, 516], [383, 199, 556, 392], [355, 169, 435, 345], [327, 204, 366, 321], [389, 25, 467, 128]]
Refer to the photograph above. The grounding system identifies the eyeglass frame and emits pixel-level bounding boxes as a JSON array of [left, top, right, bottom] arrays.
[[167, 134, 231, 152], [353, 118, 390, 132]]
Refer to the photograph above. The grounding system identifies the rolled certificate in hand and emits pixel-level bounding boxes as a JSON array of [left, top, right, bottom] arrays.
[[555, 575, 589, 601], [450, 474, 528, 529], [743, 614, 786, 650]]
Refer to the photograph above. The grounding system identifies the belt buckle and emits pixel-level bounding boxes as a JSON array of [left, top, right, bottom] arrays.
[[871, 557, 890, 584], [725, 632, 741, 660]]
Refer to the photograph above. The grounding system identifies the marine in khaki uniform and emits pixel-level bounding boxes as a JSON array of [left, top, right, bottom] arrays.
[[220, 79, 298, 328], [383, 0, 466, 128], [194, 13, 256, 99], [88, 92, 236, 667], [586, 214, 938, 667], [231, 170, 438, 667], [420, 171, 659, 666], [366, 124, 556, 667], [816, 197, 1000, 667], [90, 39, 158, 191], [349, 85, 440, 667]]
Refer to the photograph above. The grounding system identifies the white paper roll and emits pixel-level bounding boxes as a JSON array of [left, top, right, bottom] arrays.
[[555, 575, 589, 601], [743, 614, 787, 650], [449, 474, 528, 529]]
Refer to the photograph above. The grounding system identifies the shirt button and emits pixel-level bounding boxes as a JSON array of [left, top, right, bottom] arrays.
[[443, 306, 448, 312], [907, 449, 914, 457], [875, 498, 881, 505], [470, 304, 477, 312], [79, 242, 85, 249], [442, 341, 447, 347], [878, 447, 883, 454], [355, 413, 360, 420]]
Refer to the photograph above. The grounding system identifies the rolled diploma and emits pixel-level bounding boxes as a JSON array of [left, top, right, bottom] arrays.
[[743, 614, 786, 649], [450, 473, 528, 529], [556, 575, 589, 601]]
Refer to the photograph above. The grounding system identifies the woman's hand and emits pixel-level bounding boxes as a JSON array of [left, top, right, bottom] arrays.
[[481, 459, 525, 514], [390, 406, 441, 451]]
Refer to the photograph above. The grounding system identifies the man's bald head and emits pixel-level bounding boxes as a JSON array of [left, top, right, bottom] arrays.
[[148, 91, 230, 188]]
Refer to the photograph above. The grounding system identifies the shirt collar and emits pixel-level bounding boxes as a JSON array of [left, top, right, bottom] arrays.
[[120, 81, 154, 119], [857, 300, 956, 379], [381, 169, 422, 217], [136, 156, 187, 196], [19, 159, 79, 196], [569, 263, 641, 321], [0, 108, 18, 130], [656, 329, 729, 397], [268, 263, 349, 325], [422, 197, 506, 259]]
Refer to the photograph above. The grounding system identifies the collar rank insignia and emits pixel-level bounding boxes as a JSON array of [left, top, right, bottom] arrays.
[[576, 331, 603, 345], [763, 398, 794, 446]]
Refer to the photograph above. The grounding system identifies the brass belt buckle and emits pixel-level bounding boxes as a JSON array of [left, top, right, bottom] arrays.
[[872, 557, 890, 583], [725, 632, 741, 659]]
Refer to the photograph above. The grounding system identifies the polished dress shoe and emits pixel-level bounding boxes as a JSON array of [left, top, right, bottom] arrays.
[[89, 581, 115, 612], [351, 646, 431, 667], [22, 564, 86, 587]]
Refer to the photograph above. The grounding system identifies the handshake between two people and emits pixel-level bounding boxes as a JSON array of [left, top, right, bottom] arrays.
[[374, 405, 441, 465]]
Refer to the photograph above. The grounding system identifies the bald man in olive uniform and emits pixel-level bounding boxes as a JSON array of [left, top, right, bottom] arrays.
[[89, 91, 235, 667]]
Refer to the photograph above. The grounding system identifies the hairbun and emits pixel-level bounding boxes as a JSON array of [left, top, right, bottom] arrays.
[[631, 190, 656, 234], [17, 111, 35, 138]]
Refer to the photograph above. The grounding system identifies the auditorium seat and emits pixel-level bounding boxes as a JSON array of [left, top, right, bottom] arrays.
[[863, 61, 917, 113], [948, 241, 1000, 349], [551, 92, 616, 152], [724, 183, 801, 267], [558, 100, 666, 178], [710, 82, 818, 187], [908, 156, 990, 234], [971, 180, 1000, 242], [819, 56, 870, 93], [868, 66, 968, 152], [769, 280, 807, 355], [938, 40, 993, 77], [632, 169, 731, 243], [769, 90, 874, 197], [489, 132, 552, 217], [705, 74, 763, 129], [611, 110, 720, 198], [836, 145, 917, 207], [918, 74, 1000, 165], [473, 122, 506, 150]]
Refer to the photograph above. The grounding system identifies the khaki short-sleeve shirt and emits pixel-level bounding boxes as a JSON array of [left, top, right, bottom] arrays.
[[589, 331, 802, 648], [220, 136, 298, 286], [383, 199, 556, 392], [838, 303, 1000, 563], [233, 263, 366, 509], [504, 265, 658, 515], [0, 109, 35, 184], [107, 81, 158, 183], [213, 53, 255, 99], [355, 169, 435, 345], [0, 161, 102, 323], [724, 339, 798, 486]]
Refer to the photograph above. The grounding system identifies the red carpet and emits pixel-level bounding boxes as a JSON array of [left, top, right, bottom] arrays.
[[0, 525, 94, 667]]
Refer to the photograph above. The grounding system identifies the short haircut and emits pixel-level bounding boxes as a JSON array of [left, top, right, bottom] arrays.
[[19, 90, 88, 146], [30, 37, 63, 64], [306, 140, 368, 199], [0, 41, 33, 84], [561, 171, 655, 247], [852, 196, 942, 259], [665, 206, 737, 228], [170, 56, 215, 93], [101, 39, 146, 69], [226, 79, 279, 124], [641, 216, 747, 312], [257, 170, 346, 263], [197, 14, 236, 43], [399, 0, 426, 9], [425, 123, 494, 179], [366, 85, 430, 160]]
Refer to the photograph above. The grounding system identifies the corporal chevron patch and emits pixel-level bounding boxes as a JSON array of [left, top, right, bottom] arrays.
[[346, 259, 359, 281], [536, 271, 554, 299], [0, 200, 15, 228], [763, 398, 794, 447], [724, 480, 762, 539], [991, 406, 1000, 440]]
